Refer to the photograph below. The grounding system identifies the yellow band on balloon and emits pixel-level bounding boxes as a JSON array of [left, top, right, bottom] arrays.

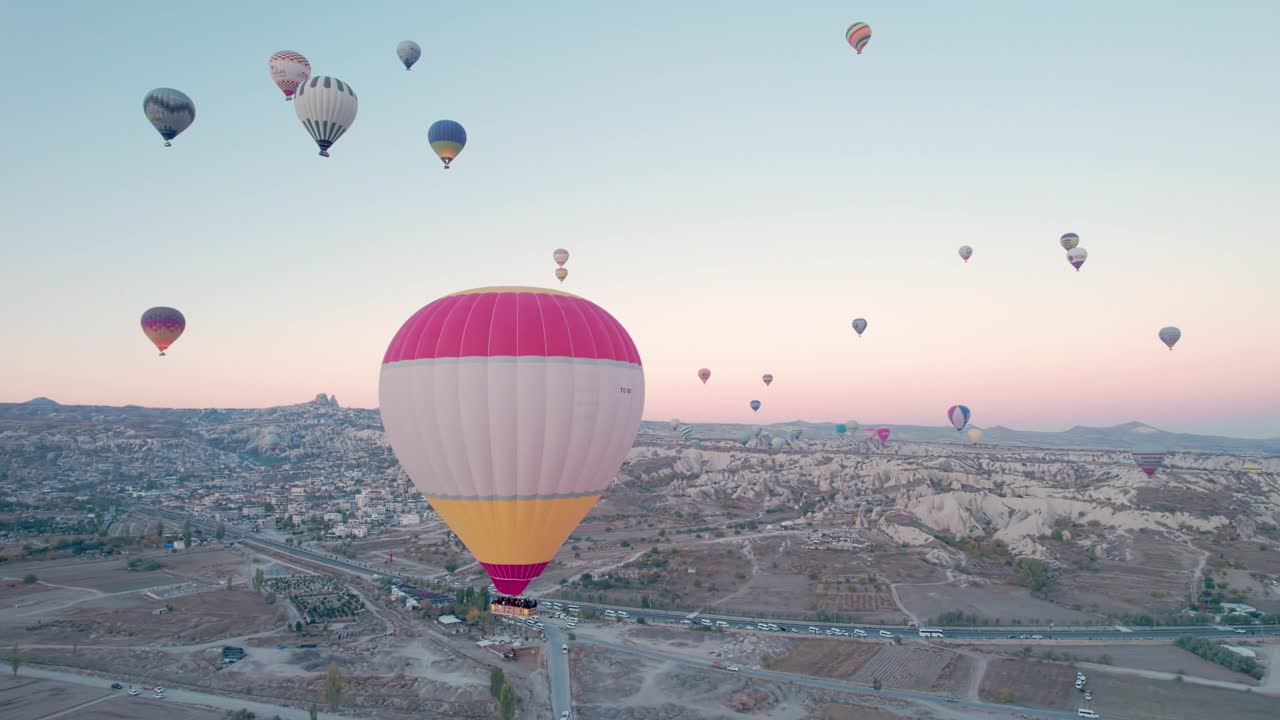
[[447, 286, 581, 299], [427, 495, 601, 565]]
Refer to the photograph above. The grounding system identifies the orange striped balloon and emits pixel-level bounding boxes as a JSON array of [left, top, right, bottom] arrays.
[[846, 22, 872, 54]]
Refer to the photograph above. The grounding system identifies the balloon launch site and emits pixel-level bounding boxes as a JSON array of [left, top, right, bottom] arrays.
[[2, 4, 1278, 720]]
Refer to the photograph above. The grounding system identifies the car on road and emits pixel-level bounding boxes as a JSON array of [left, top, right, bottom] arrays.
[[808, 626, 820, 634], [560, 712, 570, 720], [153, 687, 165, 694], [128, 689, 141, 696], [1076, 710, 1099, 719], [1084, 692, 1092, 701], [153, 692, 166, 700], [535, 622, 546, 629], [1008, 634, 1018, 639], [604, 610, 617, 617], [852, 629, 868, 637], [111, 683, 123, 689], [726, 664, 740, 672], [562, 644, 569, 654], [1031, 634, 1043, 640], [712, 661, 726, 670], [716, 621, 729, 628], [681, 619, 692, 624], [1233, 628, 1247, 633], [946, 696, 959, 703], [617, 611, 629, 618], [701, 619, 714, 626], [879, 630, 894, 638]]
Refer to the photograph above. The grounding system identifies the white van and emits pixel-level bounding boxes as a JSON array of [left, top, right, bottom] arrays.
[[604, 610, 617, 616], [879, 630, 894, 638], [715, 621, 729, 628], [852, 629, 868, 637], [1076, 710, 1099, 719]]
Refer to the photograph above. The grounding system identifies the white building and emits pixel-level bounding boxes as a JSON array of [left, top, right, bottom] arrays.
[[399, 513, 420, 526]]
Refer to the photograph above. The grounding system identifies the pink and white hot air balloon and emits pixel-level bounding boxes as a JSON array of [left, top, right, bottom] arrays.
[[1067, 247, 1088, 271], [697, 368, 711, 384], [553, 248, 569, 267], [1132, 442, 1167, 478], [268, 51, 311, 101], [762, 373, 773, 387], [875, 427, 892, 443], [863, 428, 877, 441], [958, 245, 973, 263]]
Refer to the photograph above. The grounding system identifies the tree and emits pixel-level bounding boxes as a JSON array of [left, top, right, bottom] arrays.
[[295, 621, 303, 633], [215, 521, 226, 540], [182, 519, 192, 544], [1013, 558, 1054, 595], [21, 574, 36, 584], [226, 576, 234, 591], [997, 687, 1014, 703], [155, 522, 165, 538], [10, 643, 21, 677], [254, 568, 266, 591], [760, 653, 773, 669], [465, 607, 481, 624], [308, 704, 318, 720], [489, 667, 505, 699], [498, 683, 516, 720], [444, 558, 459, 574], [872, 678, 882, 691], [324, 662, 343, 711]]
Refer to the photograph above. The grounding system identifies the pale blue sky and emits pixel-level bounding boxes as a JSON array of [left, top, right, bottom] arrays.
[[1, 1, 1277, 437]]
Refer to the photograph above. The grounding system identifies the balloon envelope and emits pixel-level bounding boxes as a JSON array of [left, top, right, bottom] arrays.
[[428, 120, 467, 168], [947, 405, 971, 431], [835, 423, 847, 435], [397, 40, 422, 70], [378, 287, 644, 596], [967, 428, 983, 444], [553, 248, 569, 267], [143, 88, 195, 146], [679, 425, 694, 439], [268, 51, 311, 99], [555, 267, 568, 283], [762, 373, 773, 387], [1067, 247, 1088, 271], [141, 307, 185, 355], [737, 430, 755, 446], [1132, 442, 1167, 478], [295, 76, 358, 157], [1159, 326, 1181, 350], [1060, 233, 1079, 251], [846, 22, 872, 53], [698, 368, 711, 384], [958, 245, 973, 262], [749, 400, 761, 412], [876, 427, 892, 442], [852, 318, 868, 336]]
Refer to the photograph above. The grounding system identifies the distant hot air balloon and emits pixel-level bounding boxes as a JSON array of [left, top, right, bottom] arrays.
[[1067, 247, 1088, 271], [737, 430, 755, 446], [771, 436, 785, 450], [141, 307, 186, 356], [670, 419, 681, 431], [553, 248, 570, 267], [835, 423, 848, 435], [1159, 326, 1181, 350], [959, 245, 973, 263], [268, 51, 311, 100], [947, 405, 971, 431], [852, 318, 868, 336], [1132, 442, 1167, 478], [762, 373, 774, 387], [876, 427, 892, 443], [750, 400, 761, 413], [428, 119, 467, 168], [846, 22, 872, 54], [679, 424, 694, 440], [143, 88, 195, 147], [1060, 233, 1079, 251], [967, 428, 983, 444], [864, 428, 877, 441], [378, 286, 644, 597], [295, 76, 358, 157], [848, 420, 861, 432], [555, 267, 568, 283], [791, 429, 803, 440], [397, 40, 422, 71], [698, 368, 711, 384]]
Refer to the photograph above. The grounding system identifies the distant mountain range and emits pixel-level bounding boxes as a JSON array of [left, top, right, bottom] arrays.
[[640, 419, 1280, 455], [4, 396, 1274, 455]]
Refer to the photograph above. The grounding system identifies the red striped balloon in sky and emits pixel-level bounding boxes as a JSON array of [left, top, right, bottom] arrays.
[[140, 307, 185, 356], [846, 22, 872, 54]]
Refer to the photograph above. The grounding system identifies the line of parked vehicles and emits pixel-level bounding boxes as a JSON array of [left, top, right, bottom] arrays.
[[1075, 671, 1100, 718], [110, 682, 165, 699]]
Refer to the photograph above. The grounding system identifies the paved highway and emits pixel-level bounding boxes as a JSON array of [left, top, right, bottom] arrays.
[[145, 507, 1278, 643], [543, 624, 572, 719]]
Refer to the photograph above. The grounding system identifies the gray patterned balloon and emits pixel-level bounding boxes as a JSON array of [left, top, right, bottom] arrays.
[[143, 88, 195, 147]]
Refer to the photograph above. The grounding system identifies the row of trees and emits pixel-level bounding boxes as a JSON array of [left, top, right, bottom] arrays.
[[1174, 636, 1264, 679], [489, 668, 517, 720]]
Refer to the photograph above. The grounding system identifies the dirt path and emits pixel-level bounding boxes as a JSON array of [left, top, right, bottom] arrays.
[[710, 539, 759, 608], [889, 569, 955, 625], [1076, 661, 1275, 695], [1254, 644, 1280, 694], [1186, 541, 1209, 602], [947, 647, 989, 701]]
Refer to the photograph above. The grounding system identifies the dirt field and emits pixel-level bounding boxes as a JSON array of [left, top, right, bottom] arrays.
[[1052, 532, 1202, 617], [978, 658, 1078, 709], [11, 549, 245, 595], [807, 704, 918, 720], [851, 645, 973, 694], [897, 580, 1092, 625], [1088, 671, 1277, 720], [772, 638, 881, 678], [1040, 643, 1258, 683], [6, 588, 279, 646]]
